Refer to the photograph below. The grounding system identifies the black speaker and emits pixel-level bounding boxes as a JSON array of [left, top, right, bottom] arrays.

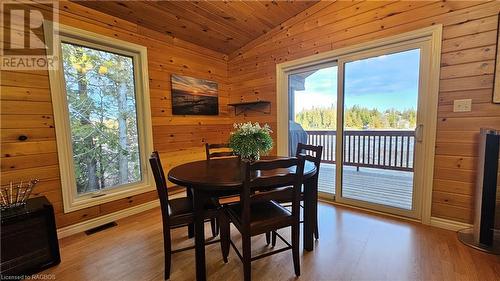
[[1, 196, 61, 279], [458, 128, 500, 254]]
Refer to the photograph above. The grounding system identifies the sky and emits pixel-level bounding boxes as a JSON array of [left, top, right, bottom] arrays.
[[293, 49, 420, 114]]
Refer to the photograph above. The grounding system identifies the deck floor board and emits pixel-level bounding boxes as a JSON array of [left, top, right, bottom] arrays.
[[317, 164, 413, 210]]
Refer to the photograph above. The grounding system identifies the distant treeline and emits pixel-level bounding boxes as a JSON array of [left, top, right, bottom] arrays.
[[295, 105, 416, 130]]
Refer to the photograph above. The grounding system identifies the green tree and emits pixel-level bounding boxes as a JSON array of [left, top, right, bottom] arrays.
[[295, 105, 416, 130], [62, 43, 140, 194]]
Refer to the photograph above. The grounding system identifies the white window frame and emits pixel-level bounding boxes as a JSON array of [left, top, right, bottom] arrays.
[[45, 22, 154, 213]]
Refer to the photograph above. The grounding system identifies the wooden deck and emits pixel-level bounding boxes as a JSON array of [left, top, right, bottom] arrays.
[[317, 163, 414, 210]]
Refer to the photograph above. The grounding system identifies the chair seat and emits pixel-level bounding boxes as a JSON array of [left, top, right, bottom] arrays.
[[168, 197, 217, 217], [225, 200, 293, 235]]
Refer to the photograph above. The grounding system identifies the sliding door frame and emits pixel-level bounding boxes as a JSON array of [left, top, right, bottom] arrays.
[[276, 25, 442, 224], [336, 40, 430, 220]]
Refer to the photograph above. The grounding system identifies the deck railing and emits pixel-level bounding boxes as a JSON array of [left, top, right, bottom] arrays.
[[305, 130, 415, 172]]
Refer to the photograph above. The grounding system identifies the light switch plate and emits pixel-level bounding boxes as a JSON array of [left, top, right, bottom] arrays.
[[453, 99, 472, 112]]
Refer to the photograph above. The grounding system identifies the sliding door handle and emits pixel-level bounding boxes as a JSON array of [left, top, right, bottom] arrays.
[[415, 124, 424, 143]]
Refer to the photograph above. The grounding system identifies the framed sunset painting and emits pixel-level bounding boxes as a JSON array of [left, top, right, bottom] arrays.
[[170, 74, 219, 115]]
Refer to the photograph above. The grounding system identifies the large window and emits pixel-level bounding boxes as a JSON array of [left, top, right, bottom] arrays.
[[47, 24, 153, 212]]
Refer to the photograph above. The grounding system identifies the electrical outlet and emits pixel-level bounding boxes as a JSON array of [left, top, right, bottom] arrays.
[[453, 99, 472, 112]]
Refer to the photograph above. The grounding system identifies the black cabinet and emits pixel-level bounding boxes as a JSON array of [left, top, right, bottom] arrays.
[[1, 196, 60, 279]]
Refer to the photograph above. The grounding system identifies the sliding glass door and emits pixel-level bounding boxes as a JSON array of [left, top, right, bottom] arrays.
[[336, 42, 429, 219], [285, 38, 433, 219], [288, 63, 337, 195]]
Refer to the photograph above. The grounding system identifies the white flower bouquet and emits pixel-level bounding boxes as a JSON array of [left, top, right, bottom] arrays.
[[228, 122, 273, 161]]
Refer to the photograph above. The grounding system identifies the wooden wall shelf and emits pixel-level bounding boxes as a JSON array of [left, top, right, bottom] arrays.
[[227, 101, 271, 116]]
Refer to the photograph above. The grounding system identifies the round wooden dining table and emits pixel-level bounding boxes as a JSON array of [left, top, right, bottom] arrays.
[[168, 156, 318, 281]]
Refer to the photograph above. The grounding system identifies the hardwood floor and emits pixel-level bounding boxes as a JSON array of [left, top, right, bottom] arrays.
[[36, 203, 500, 281]]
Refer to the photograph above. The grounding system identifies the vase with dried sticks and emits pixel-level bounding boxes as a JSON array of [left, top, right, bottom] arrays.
[[0, 179, 39, 210]]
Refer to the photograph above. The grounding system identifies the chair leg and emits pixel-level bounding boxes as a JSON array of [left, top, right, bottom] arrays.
[[242, 234, 252, 281], [313, 187, 319, 240], [265, 232, 270, 245], [164, 229, 172, 280], [292, 224, 300, 277], [314, 222, 319, 240], [220, 213, 230, 263], [210, 218, 217, 237], [271, 231, 277, 247], [188, 223, 194, 238], [187, 188, 195, 238]]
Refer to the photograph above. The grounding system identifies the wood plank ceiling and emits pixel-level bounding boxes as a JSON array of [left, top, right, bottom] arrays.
[[75, 1, 319, 54]]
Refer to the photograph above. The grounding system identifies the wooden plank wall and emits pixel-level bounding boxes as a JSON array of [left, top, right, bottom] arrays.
[[1, 1, 499, 228], [228, 1, 500, 224], [1, 2, 232, 228]]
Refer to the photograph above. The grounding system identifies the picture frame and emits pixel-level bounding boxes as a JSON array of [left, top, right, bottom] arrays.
[[170, 74, 219, 115]]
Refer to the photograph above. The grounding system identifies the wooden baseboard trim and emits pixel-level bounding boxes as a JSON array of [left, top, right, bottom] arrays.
[[57, 199, 160, 239], [319, 198, 473, 232], [319, 198, 421, 224], [429, 217, 472, 232]]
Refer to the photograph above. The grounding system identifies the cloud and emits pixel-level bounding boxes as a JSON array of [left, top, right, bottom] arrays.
[[344, 49, 420, 97], [291, 48, 420, 113], [294, 90, 337, 113]]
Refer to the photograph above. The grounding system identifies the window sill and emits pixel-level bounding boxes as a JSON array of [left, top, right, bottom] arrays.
[[63, 182, 155, 213]]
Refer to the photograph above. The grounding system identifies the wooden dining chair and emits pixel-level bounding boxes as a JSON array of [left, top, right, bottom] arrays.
[[271, 143, 323, 246], [205, 143, 240, 205], [219, 156, 306, 281], [149, 151, 221, 280], [205, 143, 234, 160], [184, 142, 233, 238], [296, 143, 323, 239]]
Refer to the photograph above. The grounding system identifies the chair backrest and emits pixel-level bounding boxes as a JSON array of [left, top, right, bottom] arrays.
[[205, 143, 234, 160], [296, 143, 323, 171], [240, 156, 305, 228], [149, 151, 170, 224]]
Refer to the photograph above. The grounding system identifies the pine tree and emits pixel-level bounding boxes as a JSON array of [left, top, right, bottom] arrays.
[[61, 43, 140, 194], [295, 106, 416, 130]]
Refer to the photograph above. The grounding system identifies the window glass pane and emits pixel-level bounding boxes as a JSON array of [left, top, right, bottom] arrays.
[[61, 42, 141, 195], [341, 49, 420, 210], [288, 65, 337, 195]]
